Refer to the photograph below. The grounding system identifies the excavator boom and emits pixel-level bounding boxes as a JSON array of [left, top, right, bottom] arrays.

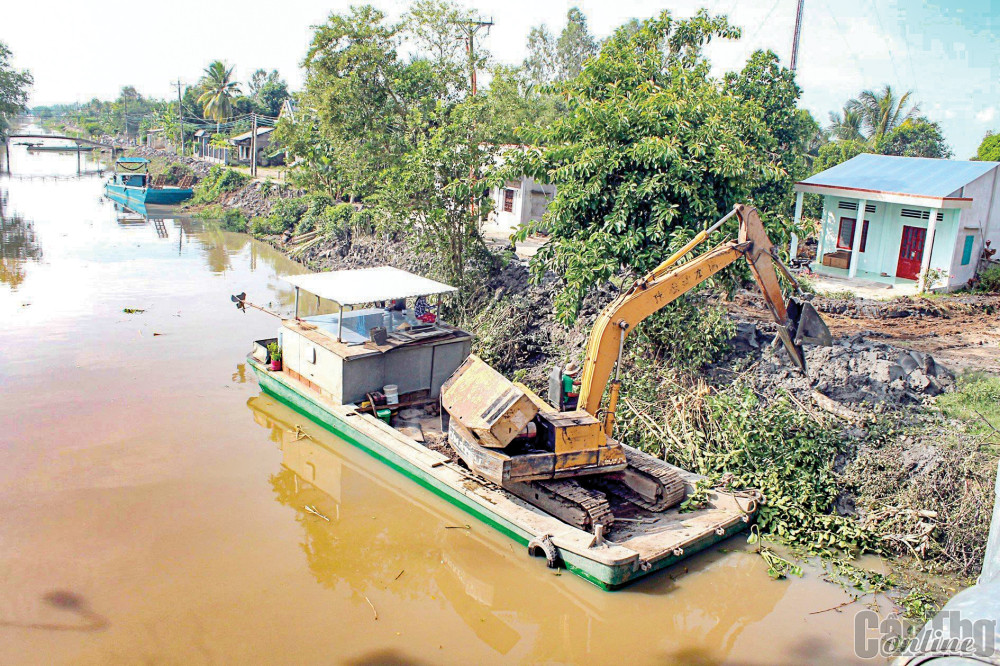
[[577, 204, 830, 426]]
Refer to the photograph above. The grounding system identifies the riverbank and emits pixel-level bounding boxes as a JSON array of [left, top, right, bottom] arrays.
[[114, 145, 1000, 610]]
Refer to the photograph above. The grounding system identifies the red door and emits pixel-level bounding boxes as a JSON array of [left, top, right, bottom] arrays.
[[896, 225, 926, 280]]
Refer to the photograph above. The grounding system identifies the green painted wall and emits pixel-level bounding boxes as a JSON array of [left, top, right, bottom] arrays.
[[818, 195, 960, 285]]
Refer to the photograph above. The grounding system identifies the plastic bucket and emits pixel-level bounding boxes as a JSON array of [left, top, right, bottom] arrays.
[[376, 409, 392, 424], [384, 384, 399, 405]]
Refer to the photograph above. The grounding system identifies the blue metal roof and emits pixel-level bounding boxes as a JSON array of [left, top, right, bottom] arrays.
[[799, 153, 1000, 198], [116, 157, 150, 164]]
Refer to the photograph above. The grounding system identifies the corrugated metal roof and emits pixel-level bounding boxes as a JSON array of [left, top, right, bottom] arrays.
[[229, 126, 275, 143], [799, 153, 1000, 198], [284, 267, 457, 305]]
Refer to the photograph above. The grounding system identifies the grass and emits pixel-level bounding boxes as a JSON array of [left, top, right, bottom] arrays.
[[937, 372, 1000, 447]]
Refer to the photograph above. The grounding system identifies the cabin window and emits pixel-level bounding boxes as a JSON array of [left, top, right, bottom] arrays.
[[503, 188, 515, 213], [961, 235, 975, 265], [836, 218, 869, 252]]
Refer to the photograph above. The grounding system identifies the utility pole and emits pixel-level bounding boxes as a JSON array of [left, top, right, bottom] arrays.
[[123, 95, 128, 144], [173, 79, 185, 156], [456, 18, 494, 95], [790, 0, 805, 72], [250, 113, 257, 178]]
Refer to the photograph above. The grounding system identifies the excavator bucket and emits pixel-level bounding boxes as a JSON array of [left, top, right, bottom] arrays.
[[777, 298, 832, 373], [788, 298, 832, 347]]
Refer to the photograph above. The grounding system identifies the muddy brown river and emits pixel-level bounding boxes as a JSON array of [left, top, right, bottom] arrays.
[[1, 133, 882, 664]]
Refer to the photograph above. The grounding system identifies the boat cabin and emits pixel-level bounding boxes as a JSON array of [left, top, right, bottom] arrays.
[[256, 267, 472, 407], [111, 157, 150, 188]]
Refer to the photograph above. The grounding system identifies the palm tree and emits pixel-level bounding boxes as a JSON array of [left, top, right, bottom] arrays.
[[828, 107, 865, 142], [847, 85, 920, 141], [197, 61, 241, 132]]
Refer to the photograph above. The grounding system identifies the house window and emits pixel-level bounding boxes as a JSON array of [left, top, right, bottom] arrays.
[[503, 188, 515, 213], [836, 218, 869, 251], [836, 218, 854, 250], [961, 235, 975, 266]]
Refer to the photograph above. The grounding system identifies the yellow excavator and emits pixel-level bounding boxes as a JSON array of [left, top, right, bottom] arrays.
[[441, 204, 832, 531]]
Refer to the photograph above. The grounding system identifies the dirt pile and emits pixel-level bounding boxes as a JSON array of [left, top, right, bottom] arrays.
[[732, 321, 956, 407], [129, 146, 214, 178]]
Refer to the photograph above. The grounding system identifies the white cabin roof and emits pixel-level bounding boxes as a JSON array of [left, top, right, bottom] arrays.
[[283, 267, 457, 306]]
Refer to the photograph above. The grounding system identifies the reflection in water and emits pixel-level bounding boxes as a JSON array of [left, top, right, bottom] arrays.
[[0, 202, 43, 289], [0, 590, 108, 632], [247, 395, 792, 663]]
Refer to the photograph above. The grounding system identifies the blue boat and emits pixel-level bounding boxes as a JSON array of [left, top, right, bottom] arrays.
[[104, 157, 194, 206]]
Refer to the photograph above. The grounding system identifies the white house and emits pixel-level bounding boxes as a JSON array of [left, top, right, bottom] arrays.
[[481, 145, 556, 237], [487, 175, 556, 235], [793, 154, 1000, 291]]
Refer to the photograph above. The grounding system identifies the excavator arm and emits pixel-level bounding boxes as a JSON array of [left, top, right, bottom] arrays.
[[576, 204, 831, 433]]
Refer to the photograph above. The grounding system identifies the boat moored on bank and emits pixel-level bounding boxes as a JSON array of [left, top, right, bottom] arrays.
[[104, 157, 193, 207]]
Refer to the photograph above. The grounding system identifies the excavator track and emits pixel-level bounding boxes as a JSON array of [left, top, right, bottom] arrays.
[[597, 446, 687, 512], [504, 479, 614, 533]]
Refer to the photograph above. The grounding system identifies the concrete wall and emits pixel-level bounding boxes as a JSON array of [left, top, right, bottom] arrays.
[[489, 175, 555, 234], [949, 167, 1000, 286]]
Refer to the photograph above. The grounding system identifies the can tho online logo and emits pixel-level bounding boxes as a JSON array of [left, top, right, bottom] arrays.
[[855, 608, 997, 660]]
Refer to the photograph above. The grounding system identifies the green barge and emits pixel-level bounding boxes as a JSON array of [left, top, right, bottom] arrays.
[[244, 267, 757, 590]]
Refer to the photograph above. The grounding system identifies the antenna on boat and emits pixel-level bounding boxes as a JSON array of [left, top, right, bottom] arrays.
[[231, 292, 281, 318]]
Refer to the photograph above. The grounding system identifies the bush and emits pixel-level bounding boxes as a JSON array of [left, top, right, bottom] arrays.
[[250, 216, 285, 236], [322, 202, 356, 236], [161, 163, 192, 185], [976, 263, 1000, 293], [633, 299, 735, 373], [192, 166, 250, 204]]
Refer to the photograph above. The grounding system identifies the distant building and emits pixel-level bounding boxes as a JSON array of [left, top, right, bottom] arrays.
[[193, 129, 229, 164], [794, 154, 1000, 291], [488, 175, 555, 235], [484, 146, 556, 237], [279, 99, 298, 123], [229, 126, 275, 165]]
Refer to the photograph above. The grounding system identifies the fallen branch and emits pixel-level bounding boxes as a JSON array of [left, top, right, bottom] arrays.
[[363, 593, 378, 620]]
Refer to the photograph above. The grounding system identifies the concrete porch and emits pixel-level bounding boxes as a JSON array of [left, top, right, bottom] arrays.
[[806, 263, 920, 299]]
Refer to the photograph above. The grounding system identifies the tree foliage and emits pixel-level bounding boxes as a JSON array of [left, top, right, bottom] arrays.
[[0, 41, 33, 138], [877, 118, 953, 159], [505, 11, 808, 323], [976, 132, 1000, 161], [198, 60, 241, 126], [846, 85, 920, 141], [523, 7, 599, 85]]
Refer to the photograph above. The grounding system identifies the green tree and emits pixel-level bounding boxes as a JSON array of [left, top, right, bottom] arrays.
[[556, 8, 598, 80], [198, 60, 241, 131], [976, 132, 1000, 161], [248, 68, 279, 98], [813, 139, 868, 174], [877, 118, 952, 158], [506, 11, 809, 323], [0, 41, 33, 139], [828, 107, 864, 141], [523, 7, 598, 85], [377, 98, 498, 296], [846, 85, 920, 141]]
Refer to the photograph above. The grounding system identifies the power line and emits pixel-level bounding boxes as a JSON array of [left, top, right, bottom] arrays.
[[870, 0, 904, 87]]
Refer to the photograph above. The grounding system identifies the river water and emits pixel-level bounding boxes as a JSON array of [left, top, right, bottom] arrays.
[[1, 132, 881, 664]]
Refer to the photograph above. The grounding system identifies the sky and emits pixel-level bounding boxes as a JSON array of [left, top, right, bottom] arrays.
[[4, 0, 998, 158]]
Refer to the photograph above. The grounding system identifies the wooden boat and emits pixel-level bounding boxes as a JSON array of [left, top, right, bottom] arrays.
[[104, 157, 193, 206], [28, 144, 95, 152], [244, 267, 758, 590]]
